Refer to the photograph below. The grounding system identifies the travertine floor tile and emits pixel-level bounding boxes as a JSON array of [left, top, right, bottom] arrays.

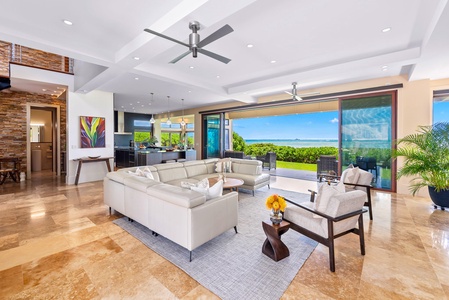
[[1, 172, 449, 299]]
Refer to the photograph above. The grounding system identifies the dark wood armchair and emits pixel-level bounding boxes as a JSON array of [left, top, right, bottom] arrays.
[[256, 152, 276, 170], [283, 189, 367, 272], [316, 155, 338, 179]]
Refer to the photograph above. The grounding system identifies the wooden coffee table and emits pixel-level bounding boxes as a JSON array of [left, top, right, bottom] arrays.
[[208, 177, 244, 192]]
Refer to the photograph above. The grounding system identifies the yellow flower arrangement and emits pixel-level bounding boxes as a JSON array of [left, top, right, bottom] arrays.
[[265, 194, 287, 212]]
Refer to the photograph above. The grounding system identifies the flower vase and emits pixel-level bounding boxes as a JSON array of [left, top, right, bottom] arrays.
[[270, 209, 282, 225]]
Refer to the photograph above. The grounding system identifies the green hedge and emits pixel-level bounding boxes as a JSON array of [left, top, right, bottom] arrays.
[[244, 143, 338, 164]]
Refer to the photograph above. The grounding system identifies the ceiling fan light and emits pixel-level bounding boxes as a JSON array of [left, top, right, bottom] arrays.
[[150, 115, 155, 124], [166, 119, 172, 125], [180, 119, 186, 126]]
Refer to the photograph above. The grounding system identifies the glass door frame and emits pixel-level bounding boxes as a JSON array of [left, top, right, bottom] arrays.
[[201, 113, 226, 159], [338, 91, 397, 192]]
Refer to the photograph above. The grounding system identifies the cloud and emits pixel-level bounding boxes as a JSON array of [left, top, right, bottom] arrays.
[[330, 118, 339, 123]]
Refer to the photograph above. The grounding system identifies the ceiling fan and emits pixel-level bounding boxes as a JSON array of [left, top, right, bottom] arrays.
[[285, 82, 320, 101], [144, 21, 233, 64]]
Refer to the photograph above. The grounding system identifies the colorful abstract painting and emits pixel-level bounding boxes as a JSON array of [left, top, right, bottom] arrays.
[[80, 116, 105, 148]]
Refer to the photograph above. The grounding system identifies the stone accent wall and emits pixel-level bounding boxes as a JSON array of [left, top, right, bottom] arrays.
[[0, 90, 66, 171], [0, 40, 69, 77]]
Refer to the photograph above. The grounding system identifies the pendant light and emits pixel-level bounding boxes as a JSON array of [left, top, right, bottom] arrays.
[[149, 93, 155, 124], [166, 96, 172, 125], [180, 98, 186, 126]]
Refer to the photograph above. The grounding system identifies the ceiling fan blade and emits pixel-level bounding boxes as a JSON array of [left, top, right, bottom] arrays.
[[144, 28, 190, 48], [197, 24, 234, 48], [197, 48, 231, 64], [169, 51, 191, 64]]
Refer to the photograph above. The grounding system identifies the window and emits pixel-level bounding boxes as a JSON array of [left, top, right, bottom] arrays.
[[433, 89, 449, 124], [161, 120, 194, 148]]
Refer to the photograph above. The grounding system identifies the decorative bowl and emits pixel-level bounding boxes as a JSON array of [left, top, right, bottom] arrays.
[[88, 155, 101, 159]]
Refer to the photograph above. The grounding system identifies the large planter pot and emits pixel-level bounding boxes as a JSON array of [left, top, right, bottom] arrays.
[[428, 186, 449, 209]]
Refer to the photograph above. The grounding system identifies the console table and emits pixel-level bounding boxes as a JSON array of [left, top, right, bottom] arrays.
[[73, 157, 112, 185]]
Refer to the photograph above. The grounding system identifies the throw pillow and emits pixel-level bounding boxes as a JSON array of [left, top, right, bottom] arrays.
[[191, 179, 223, 200], [142, 167, 154, 179], [215, 158, 232, 173], [128, 167, 154, 179], [313, 183, 341, 218], [341, 165, 360, 190], [181, 178, 209, 189]]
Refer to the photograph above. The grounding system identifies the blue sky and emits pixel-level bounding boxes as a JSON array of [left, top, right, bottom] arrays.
[[433, 101, 449, 123], [232, 111, 339, 140]]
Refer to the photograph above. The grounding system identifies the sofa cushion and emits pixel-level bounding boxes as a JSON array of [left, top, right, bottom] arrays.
[[227, 173, 269, 186], [146, 183, 206, 208], [231, 159, 262, 175], [123, 176, 159, 192], [191, 180, 223, 200], [154, 163, 188, 182], [204, 158, 219, 174], [106, 171, 133, 184], [183, 160, 208, 178]]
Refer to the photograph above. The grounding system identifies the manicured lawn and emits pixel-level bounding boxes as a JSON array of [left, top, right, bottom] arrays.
[[276, 161, 317, 171]]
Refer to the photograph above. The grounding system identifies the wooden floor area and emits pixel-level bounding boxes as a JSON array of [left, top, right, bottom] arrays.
[[0, 170, 448, 299]]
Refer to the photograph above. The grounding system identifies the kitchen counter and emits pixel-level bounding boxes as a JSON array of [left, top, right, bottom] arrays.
[[115, 148, 196, 167]]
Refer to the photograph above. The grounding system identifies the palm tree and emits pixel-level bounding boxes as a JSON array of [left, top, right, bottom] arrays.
[[394, 122, 449, 195]]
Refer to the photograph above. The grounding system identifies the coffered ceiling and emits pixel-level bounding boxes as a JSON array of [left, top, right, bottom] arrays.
[[1, 0, 449, 114]]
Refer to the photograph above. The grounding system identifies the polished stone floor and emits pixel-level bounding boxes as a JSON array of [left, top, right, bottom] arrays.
[[0, 171, 448, 299]]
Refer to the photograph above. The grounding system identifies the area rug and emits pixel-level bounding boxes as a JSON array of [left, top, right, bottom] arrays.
[[113, 188, 317, 300]]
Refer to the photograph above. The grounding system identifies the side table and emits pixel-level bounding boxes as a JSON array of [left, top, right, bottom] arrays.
[[262, 220, 290, 262]]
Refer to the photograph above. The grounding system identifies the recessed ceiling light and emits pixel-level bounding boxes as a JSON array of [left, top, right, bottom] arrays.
[[133, 56, 140, 60], [188, 90, 192, 93], [134, 77, 139, 80], [270, 60, 276, 64], [130, 103, 133, 105], [216, 75, 220, 79], [382, 27, 391, 33], [137, 101, 140, 104], [42, 88, 47, 92], [121, 106, 124, 108], [63, 19, 73, 26], [189, 66, 194, 69], [247, 44, 254, 48]]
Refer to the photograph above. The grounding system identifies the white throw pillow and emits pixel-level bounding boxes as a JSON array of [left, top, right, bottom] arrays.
[[142, 167, 154, 179], [128, 167, 154, 179], [313, 183, 342, 218], [215, 158, 232, 173], [191, 179, 223, 200], [181, 177, 209, 189], [341, 165, 360, 190]]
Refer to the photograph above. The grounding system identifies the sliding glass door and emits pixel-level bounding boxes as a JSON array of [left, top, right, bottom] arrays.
[[339, 92, 396, 191], [202, 114, 224, 159]]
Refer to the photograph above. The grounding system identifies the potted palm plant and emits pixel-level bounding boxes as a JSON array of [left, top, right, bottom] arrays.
[[394, 122, 449, 210]]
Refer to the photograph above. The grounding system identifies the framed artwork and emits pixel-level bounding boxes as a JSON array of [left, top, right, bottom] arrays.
[[80, 116, 106, 148]]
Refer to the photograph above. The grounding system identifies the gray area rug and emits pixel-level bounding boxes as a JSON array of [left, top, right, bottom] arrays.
[[113, 188, 317, 300]]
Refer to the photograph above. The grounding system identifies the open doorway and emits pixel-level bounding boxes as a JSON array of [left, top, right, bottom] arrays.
[[26, 104, 61, 179]]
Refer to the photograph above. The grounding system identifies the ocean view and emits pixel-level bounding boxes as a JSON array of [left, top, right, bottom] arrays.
[[245, 139, 338, 148]]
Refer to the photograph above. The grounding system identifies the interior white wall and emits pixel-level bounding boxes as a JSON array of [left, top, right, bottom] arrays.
[[67, 90, 114, 185]]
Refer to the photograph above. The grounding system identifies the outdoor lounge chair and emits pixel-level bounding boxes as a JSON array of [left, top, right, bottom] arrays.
[[256, 152, 276, 170]]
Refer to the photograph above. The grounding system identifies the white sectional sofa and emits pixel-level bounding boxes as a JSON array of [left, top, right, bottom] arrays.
[[104, 158, 270, 260]]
